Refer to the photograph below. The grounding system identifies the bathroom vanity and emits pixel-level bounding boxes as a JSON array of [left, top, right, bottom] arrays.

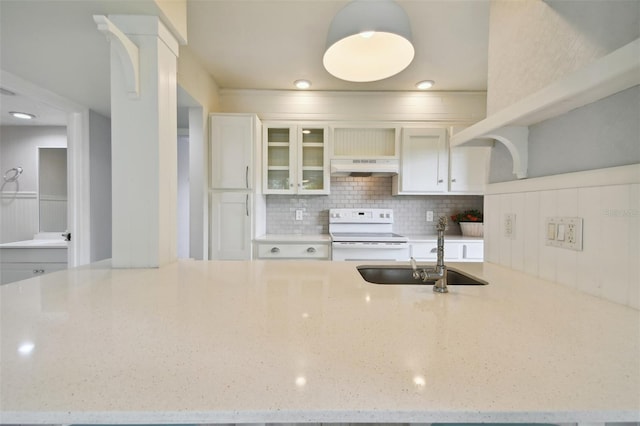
[[0, 234, 67, 284]]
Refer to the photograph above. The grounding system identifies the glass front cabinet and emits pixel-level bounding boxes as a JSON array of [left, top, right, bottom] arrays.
[[263, 123, 329, 195]]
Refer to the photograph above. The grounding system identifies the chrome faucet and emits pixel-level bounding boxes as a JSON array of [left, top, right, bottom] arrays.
[[410, 216, 448, 293]]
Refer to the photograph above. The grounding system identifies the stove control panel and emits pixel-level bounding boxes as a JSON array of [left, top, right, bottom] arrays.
[[329, 208, 394, 223]]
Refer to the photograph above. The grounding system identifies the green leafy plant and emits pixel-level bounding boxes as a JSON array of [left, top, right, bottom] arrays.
[[450, 209, 483, 223]]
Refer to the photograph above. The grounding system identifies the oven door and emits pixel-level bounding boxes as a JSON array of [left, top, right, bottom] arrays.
[[331, 242, 410, 261]]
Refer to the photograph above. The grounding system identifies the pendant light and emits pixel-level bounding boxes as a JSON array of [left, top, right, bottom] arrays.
[[323, 0, 414, 82]]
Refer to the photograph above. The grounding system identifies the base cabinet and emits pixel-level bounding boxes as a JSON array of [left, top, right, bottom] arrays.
[[256, 242, 330, 260], [410, 239, 484, 262], [210, 192, 252, 260], [0, 246, 68, 285]]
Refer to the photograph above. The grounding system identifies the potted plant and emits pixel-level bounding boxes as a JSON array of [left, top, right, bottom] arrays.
[[450, 209, 484, 237]]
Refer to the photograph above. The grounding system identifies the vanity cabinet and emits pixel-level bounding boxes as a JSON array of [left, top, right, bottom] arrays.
[[263, 123, 329, 195], [0, 243, 68, 285]]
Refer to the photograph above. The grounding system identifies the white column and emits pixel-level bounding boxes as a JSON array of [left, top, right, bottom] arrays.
[[106, 15, 179, 268]]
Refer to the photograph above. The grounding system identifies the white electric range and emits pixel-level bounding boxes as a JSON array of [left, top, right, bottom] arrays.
[[329, 208, 409, 261]]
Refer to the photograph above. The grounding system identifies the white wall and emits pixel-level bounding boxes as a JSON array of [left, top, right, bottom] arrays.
[[485, 165, 639, 309], [487, 0, 640, 115], [89, 110, 112, 262], [220, 90, 486, 123], [0, 125, 67, 243], [177, 133, 190, 258]]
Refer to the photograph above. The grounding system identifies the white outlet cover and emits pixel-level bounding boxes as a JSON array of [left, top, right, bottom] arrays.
[[504, 213, 516, 239]]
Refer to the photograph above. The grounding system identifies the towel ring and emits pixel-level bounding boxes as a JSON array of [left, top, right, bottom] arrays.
[[3, 167, 23, 182]]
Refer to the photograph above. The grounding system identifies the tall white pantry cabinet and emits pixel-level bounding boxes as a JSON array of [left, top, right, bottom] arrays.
[[209, 114, 265, 260]]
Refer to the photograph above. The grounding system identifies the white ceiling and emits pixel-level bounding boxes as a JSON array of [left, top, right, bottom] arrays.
[[0, 0, 490, 126]]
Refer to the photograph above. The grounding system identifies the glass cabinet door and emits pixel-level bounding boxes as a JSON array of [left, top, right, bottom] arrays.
[[298, 127, 328, 194], [264, 126, 294, 193]]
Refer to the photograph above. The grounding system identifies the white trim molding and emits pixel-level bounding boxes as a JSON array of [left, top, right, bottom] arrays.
[[1, 191, 37, 199], [486, 163, 640, 195]]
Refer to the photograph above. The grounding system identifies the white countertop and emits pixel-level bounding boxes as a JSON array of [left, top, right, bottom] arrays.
[[1, 260, 638, 424], [0, 239, 68, 249]]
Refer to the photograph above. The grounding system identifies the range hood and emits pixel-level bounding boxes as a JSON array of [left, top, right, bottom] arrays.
[[330, 159, 399, 177]]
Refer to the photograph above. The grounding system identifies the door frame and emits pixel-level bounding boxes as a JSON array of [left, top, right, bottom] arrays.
[[1, 70, 91, 267]]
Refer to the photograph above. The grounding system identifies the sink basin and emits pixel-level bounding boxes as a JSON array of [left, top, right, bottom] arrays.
[[357, 265, 488, 286]]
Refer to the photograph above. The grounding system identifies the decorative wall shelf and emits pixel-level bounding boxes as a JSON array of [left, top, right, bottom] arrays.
[[450, 38, 640, 179]]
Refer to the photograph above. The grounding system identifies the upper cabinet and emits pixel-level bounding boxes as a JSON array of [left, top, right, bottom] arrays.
[[210, 114, 259, 189], [331, 125, 399, 158], [263, 122, 330, 195], [392, 128, 447, 194], [393, 127, 491, 195], [448, 145, 490, 194], [448, 126, 491, 194]]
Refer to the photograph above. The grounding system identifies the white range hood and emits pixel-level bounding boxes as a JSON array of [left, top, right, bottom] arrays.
[[330, 158, 399, 177]]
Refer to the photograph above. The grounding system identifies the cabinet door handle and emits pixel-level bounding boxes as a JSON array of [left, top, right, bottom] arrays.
[[245, 194, 249, 216], [271, 247, 280, 253], [245, 166, 249, 189], [451, 178, 457, 183], [438, 179, 443, 183], [33, 269, 45, 274], [307, 247, 316, 253], [430, 248, 438, 253]]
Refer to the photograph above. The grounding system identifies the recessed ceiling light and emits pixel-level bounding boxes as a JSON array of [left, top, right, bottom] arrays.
[[294, 80, 311, 89], [416, 80, 435, 90], [9, 111, 36, 120]]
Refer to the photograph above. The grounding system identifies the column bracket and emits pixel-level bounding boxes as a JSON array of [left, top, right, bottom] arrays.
[[94, 15, 140, 99]]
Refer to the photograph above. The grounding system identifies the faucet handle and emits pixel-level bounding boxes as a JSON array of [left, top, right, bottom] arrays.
[[410, 257, 420, 279]]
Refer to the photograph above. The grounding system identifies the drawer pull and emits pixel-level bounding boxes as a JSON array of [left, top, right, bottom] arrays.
[[270, 247, 280, 253], [307, 247, 316, 253], [33, 269, 45, 274], [430, 248, 438, 253]]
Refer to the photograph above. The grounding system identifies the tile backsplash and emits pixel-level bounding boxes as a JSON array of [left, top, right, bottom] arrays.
[[266, 176, 483, 235]]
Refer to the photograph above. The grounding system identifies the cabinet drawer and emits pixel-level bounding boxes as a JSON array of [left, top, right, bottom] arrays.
[[463, 243, 484, 260], [410, 242, 461, 261], [257, 243, 330, 259], [1, 262, 67, 285]]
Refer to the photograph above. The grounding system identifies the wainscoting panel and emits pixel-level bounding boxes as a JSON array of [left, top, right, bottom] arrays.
[[0, 192, 39, 243], [485, 164, 640, 309]]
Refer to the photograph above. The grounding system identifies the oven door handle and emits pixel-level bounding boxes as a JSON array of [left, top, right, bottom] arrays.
[[332, 242, 408, 249]]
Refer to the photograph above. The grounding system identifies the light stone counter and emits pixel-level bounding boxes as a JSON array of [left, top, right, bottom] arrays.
[[1, 260, 638, 424]]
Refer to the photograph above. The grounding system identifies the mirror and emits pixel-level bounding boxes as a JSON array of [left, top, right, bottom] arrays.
[[38, 147, 67, 232]]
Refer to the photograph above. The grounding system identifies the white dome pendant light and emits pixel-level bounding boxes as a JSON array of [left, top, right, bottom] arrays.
[[323, 0, 414, 82]]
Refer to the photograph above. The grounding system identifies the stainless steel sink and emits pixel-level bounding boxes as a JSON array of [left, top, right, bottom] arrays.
[[357, 265, 488, 286]]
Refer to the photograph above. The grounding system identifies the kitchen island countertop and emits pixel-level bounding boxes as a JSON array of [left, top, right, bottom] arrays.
[[1, 260, 638, 424]]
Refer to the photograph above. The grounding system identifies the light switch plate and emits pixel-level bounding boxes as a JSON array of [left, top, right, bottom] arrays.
[[545, 217, 583, 251]]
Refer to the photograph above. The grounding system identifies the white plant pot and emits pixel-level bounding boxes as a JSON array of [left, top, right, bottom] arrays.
[[460, 222, 484, 237]]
